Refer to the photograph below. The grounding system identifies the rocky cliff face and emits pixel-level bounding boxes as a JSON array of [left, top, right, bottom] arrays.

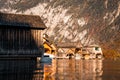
[[0, 0, 120, 58]]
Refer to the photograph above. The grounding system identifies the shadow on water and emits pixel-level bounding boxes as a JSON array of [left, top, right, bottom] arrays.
[[0, 59, 44, 80]]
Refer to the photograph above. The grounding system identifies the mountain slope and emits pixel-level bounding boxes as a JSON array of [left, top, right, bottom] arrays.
[[0, 0, 120, 58]]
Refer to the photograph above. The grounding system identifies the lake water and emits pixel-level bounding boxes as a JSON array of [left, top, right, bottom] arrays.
[[0, 59, 120, 80]]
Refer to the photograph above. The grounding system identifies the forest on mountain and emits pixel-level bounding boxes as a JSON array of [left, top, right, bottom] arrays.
[[0, 0, 120, 59]]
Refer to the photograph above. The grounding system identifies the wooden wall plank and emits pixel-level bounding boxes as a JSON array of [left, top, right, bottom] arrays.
[[0, 28, 43, 57]]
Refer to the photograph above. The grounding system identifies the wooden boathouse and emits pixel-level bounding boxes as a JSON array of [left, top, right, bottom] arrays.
[[0, 13, 46, 58], [43, 34, 57, 55], [56, 42, 82, 57]]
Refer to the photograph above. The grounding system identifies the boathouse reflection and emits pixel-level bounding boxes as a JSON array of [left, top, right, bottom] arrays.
[[0, 59, 103, 80], [0, 60, 44, 80], [56, 59, 103, 80]]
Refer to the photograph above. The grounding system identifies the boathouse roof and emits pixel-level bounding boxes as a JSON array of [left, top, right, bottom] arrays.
[[56, 42, 82, 48], [0, 13, 46, 29]]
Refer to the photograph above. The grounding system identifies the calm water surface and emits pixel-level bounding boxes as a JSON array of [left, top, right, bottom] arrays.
[[0, 59, 120, 80]]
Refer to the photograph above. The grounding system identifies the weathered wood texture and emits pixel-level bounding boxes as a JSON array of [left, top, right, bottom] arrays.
[[0, 13, 46, 57], [0, 28, 44, 57]]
